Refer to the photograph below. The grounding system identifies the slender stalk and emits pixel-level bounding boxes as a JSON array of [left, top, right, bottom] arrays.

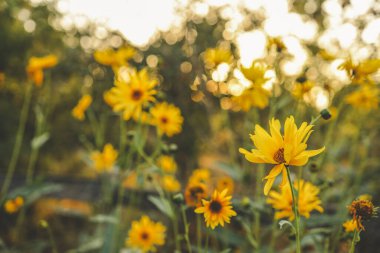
[[349, 229, 359, 253], [181, 206, 192, 253], [197, 215, 202, 252], [1, 84, 33, 196], [285, 166, 301, 253]]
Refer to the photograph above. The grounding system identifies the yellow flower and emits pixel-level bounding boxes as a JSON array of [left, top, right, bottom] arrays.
[[72, 95, 93, 121], [189, 168, 211, 185], [338, 58, 380, 85], [216, 176, 234, 195], [4, 196, 24, 214], [126, 215, 166, 252], [156, 155, 177, 174], [239, 116, 325, 195], [26, 55, 58, 86], [267, 180, 323, 220], [343, 219, 359, 233], [105, 68, 157, 121], [240, 60, 270, 87], [231, 87, 270, 111], [185, 182, 209, 207], [348, 198, 378, 231], [203, 47, 233, 69], [267, 37, 287, 53], [150, 102, 184, 137], [345, 86, 379, 111], [161, 175, 181, 193], [94, 46, 135, 71], [292, 80, 314, 99], [91, 144, 118, 173], [195, 189, 237, 229]]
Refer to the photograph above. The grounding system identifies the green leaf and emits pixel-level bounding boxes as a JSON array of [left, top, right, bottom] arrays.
[[31, 132, 50, 149], [148, 195, 174, 218]]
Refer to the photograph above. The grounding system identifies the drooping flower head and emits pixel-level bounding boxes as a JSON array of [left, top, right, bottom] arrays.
[[26, 55, 58, 86], [348, 198, 378, 231], [195, 189, 237, 229], [4, 196, 24, 214], [149, 102, 184, 137], [126, 215, 166, 252], [267, 180, 324, 220], [203, 47, 233, 69], [105, 68, 158, 121], [345, 86, 379, 111], [72, 94, 93, 121], [91, 144, 118, 173], [156, 155, 177, 174], [239, 116, 325, 195]]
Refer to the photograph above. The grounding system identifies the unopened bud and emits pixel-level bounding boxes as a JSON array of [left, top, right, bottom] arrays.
[[320, 109, 332, 120]]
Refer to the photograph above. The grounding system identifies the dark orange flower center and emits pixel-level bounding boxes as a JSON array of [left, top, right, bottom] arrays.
[[131, 89, 143, 101], [140, 231, 149, 241], [209, 200, 222, 213], [273, 148, 286, 164], [160, 116, 168, 124]]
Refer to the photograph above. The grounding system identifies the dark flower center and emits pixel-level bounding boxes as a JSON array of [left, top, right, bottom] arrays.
[[209, 200, 222, 213], [160, 117, 168, 124], [273, 148, 286, 164], [131, 89, 143, 101], [190, 186, 204, 199], [140, 232, 149, 241]]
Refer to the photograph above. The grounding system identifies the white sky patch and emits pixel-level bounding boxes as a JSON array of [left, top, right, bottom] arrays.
[[236, 30, 267, 67]]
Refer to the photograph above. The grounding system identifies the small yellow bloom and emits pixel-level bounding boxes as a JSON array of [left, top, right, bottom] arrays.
[[195, 189, 237, 229], [203, 47, 233, 69], [156, 155, 177, 174], [240, 60, 270, 87], [26, 55, 58, 86], [231, 87, 270, 111], [292, 80, 314, 99], [318, 49, 336, 61], [338, 58, 380, 85], [185, 182, 209, 207], [91, 144, 118, 173], [345, 86, 379, 111], [72, 95, 93, 121], [4, 196, 24, 214], [150, 102, 184, 137], [94, 46, 136, 71], [343, 219, 359, 233], [216, 176, 234, 195], [267, 37, 287, 53], [161, 175, 181, 193], [267, 180, 324, 220], [126, 215, 166, 252], [189, 168, 211, 185], [240, 116, 325, 195]]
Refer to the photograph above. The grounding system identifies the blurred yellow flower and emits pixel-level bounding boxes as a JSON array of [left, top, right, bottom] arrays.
[[91, 144, 118, 173], [358, 194, 372, 201], [203, 47, 233, 69], [126, 215, 166, 252], [161, 175, 181, 193], [240, 116, 325, 195], [339, 58, 380, 85], [185, 182, 209, 207], [343, 219, 358, 233], [105, 68, 157, 121], [318, 49, 336, 61], [72, 94, 93, 121], [345, 86, 379, 111], [189, 168, 211, 185], [94, 46, 135, 71], [195, 189, 237, 229], [4, 196, 24, 214], [216, 176, 234, 195], [267, 180, 323, 220], [26, 55, 58, 87], [231, 87, 270, 111], [292, 80, 314, 99], [240, 60, 270, 87], [150, 102, 184, 137], [267, 37, 287, 53], [156, 155, 177, 174]]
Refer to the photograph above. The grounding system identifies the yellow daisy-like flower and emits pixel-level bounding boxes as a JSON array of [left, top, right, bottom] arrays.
[[185, 182, 209, 207], [292, 80, 314, 100], [94, 46, 136, 71], [239, 116, 325, 195], [150, 102, 184, 137], [267, 180, 323, 220], [216, 176, 234, 195], [156, 155, 177, 174], [105, 68, 158, 121], [189, 168, 211, 185], [161, 175, 181, 193], [240, 60, 270, 87], [26, 55, 58, 87], [195, 189, 237, 229], [72, 95, 93, 121], [231, 87, 270, 111], [126, 215, 166, 252], [338, 58, 380, 85], [345, 86, 379, 111], [4, 196, 24, 214], [91, 144, 118, 173], [203, 47, 233, 69], [343, 219, 359, 233]]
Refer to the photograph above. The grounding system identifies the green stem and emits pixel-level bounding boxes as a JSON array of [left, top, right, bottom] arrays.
[[285, 166, 301, 253], [197, 215, 202, 252], [181, 206, 192, 253], [349, 229, 359, 253], [1, 84, 33, 196]]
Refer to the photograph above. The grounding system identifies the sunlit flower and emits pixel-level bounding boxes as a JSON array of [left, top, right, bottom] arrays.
[[345, 86, 379, 111], [126, 215, 166, 252], [150, 102, 184, 137], [156, 155, 177, 174], [267, 37, 287, 53], [189, 168, 211, 185], [4, 196, 24, 214], [348, 198, 378, 231], [239, 116, 325, 195], [216, 176, 234, 195], [338, 58, 380, 85], [292, 80, 314, 99], [195, 189, 237, 229], [91, 144, 118, 173], [94, 46, 136, 71], [343, 219, 359, 233], [105, 68, 157, 121], [26, 55, 58, 86], [231, 87, 270, 111], [318, 49, 336, 61], [240, 60, 270, 87], [161, 175, 181, 193], [203, 47, 233, 69], [267, 180, 323, 220], [185, 182, 209, 207], [72, 94, 93, 121]]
